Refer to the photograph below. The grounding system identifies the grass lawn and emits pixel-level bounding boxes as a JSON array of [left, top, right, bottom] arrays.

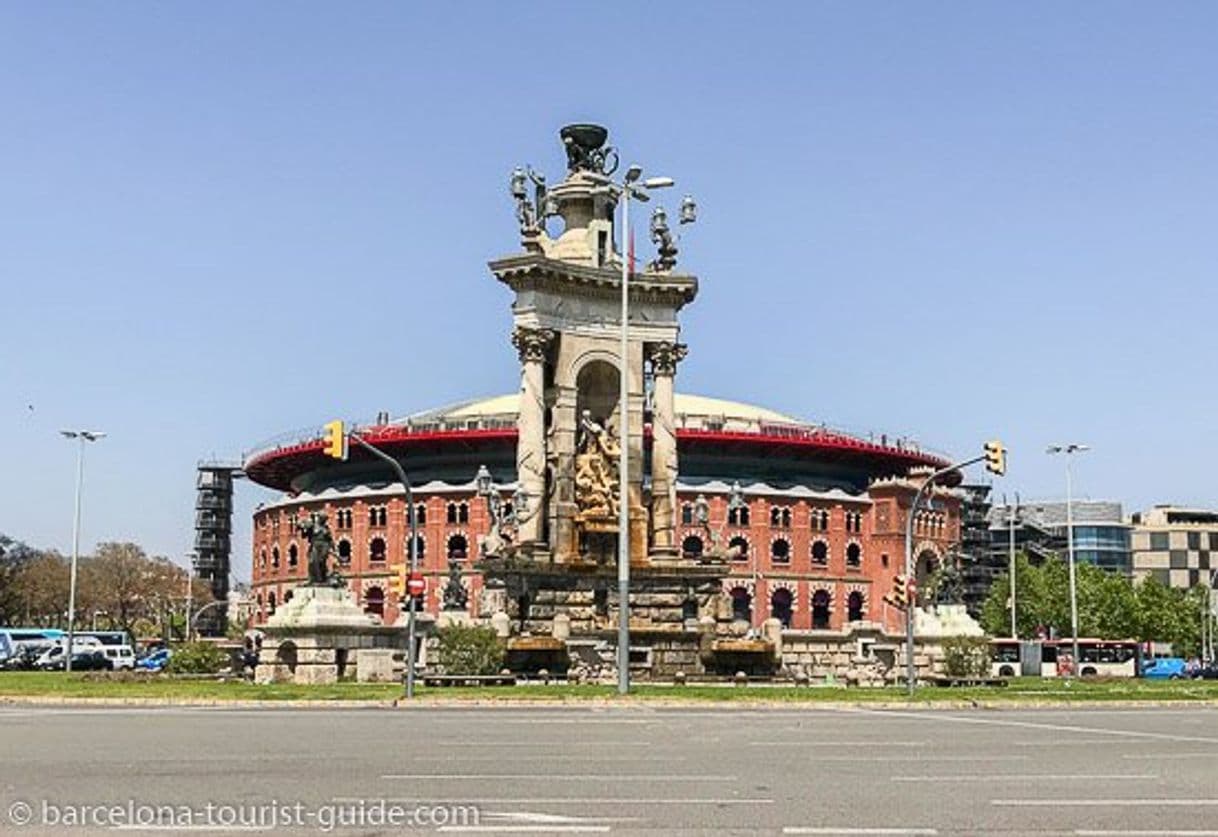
[[2, 672, 1218, 704]]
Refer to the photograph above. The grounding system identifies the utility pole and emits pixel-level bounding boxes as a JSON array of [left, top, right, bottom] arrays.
[[1008, 492, 1020, 639]]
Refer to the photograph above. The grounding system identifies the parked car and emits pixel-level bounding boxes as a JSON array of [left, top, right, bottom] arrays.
[[1141, 657, 1188, 679], [136, 648, 171, 671], [1189, 663, 1218, 680], [39, 650, 112, 672], [101, 645, 137, 671]]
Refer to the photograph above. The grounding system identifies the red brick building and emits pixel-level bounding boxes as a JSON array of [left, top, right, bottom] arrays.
[[245, 394, 961, 633]]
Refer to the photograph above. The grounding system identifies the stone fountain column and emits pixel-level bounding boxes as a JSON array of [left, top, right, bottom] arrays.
[[648, 342, 687, 556], [512, 326, 554, 545]]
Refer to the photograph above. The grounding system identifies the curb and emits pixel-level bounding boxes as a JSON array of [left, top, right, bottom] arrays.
[[3, 694, 1218, 710]]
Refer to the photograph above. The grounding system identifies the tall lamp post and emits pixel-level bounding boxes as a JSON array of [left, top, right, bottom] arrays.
[[595, 163, 676, 696], [1047, 443, 1089, 675], [60, 429, 105, 672]]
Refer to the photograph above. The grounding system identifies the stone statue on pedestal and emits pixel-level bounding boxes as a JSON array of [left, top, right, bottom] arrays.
[[297, 512, 339, 586], [442, 561, 468, 611]]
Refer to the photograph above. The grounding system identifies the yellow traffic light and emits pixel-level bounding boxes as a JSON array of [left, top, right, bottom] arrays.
[[388, 563, 407, 597], [984, 439, 1006, 476], [892, 574, 908, 609], [322, 419, 348, 460]]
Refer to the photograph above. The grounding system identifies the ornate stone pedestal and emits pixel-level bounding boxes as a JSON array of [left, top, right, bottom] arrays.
[[256, 586, 406, 685]]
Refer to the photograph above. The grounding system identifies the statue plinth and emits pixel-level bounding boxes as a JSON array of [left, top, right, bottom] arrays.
[[257, 586, 412, 686]]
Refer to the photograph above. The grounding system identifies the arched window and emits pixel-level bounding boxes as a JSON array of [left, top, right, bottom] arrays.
[[409, 535, 426, 561], [730, 587, 752, 623], [771, 588, 793, 628], [811, 590, 831, 629], [378, 507, 388, 527], [781, 508, 792, 528], [259, 549, 267, 570], [267, 592, 277, 615], [364, 586, 385, 619], [447, 533, 468, 561], [370, 537, 387, 563], [284, 589, 294, 603], [337, 539, 352, 563], [413, 504, 427, 526], [811, 540, 828, 566], [847, 591, 864, 622], [819, 510, 830, 531], [728, 536, 749, 562], [681, 535, 704, 559], [458, 503, 469, 524], [728, 505, 750, 526], [681, 504, 694, 525], [846, 542, 862, 569], [770, 507, 781, 527], [287, 543, 298, 567], [447, 503, 459, 524], [770, 538, 790, 564], [271, 547, 280, 569]]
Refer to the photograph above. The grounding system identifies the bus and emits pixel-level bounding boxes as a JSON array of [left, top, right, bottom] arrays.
[[0, 628, 64, 662], [991, 638, 1140, 678]]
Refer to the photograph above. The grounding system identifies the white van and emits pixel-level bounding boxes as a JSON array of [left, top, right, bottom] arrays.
[[102, 645, 136, 671], [33, 637, 103, 668]]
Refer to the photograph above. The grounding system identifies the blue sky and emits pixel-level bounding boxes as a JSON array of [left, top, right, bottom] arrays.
[[3, 4, 1216, 580]]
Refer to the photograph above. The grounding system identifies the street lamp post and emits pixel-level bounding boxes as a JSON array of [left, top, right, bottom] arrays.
[[347, 432, 420, 699], [1007, 492, 1020, 639], [603, 164, 675, 696], [61, 429, 105, 672], [1047, 443, 1089, 675]]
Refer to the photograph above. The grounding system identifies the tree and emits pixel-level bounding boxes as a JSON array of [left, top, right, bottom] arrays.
[[11, 552, 70, 627], [0, 534, 39, 625], [981, 554, 1204, 654], [81, 543, 191, 638]]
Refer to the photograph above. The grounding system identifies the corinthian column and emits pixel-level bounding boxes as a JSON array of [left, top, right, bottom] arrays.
[[648, 342, 687, 555], [511, 326, 554, 544]]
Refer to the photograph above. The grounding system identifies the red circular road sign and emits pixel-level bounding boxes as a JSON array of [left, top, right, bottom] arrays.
[[406, 574, 426, 597]]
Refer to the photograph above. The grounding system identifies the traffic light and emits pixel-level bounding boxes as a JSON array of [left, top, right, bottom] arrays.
[[388, 563, 407, 597], [984, 439, 1006, 476], [887, 574, 910, 610], [322, 419, 348, 461]]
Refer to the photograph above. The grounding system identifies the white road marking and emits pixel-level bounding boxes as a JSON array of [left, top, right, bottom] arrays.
[[750, 741, 928, 747], [1122, 752, 1218, 760], [382, 773, 734, 781], [406, 755, 686, 762], [1076, 831, 1218, 836], [994, 799, 1218, 807], [333, 796, 771, 805], [485, 813, 639, 824], [852, 708, 1218, 746], [783, 829, 938, 835], [813, 755, 1029, 762], [892, 773, 1156, 782], [439, 827, 610, 833]]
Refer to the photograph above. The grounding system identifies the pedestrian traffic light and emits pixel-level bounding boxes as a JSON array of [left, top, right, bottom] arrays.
[[388, 563, 407, 597], [322, 419, 348, 461], [984, 439, 1006, 476]]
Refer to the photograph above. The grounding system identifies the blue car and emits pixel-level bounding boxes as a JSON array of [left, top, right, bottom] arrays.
[[136, 648, 171, 671], [1141, 657, 1187, 679]]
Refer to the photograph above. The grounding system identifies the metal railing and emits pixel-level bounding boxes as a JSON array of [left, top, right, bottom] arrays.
[[244, 409, 950, 468]]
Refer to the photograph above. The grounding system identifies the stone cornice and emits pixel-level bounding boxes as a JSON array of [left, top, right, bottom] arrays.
[[489, 253, 698, 309]]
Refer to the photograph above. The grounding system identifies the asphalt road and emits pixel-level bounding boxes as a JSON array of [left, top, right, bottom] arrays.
[[1, 704, 1216, 836]]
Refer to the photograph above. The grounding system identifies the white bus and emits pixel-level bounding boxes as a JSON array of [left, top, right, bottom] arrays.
[[991, 639, 1139, 678]]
